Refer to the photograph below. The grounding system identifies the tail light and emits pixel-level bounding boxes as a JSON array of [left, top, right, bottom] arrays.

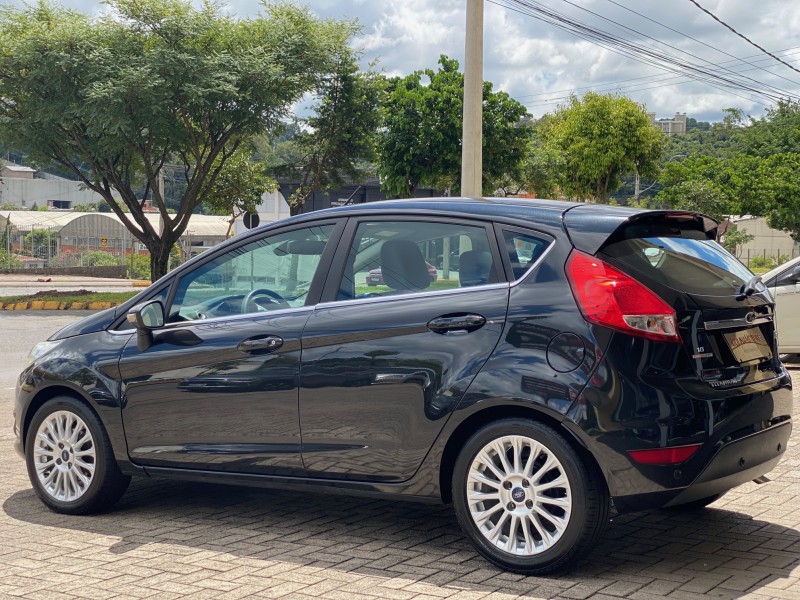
[[566, 250, 680, 343], [628, 444, 701, 465]]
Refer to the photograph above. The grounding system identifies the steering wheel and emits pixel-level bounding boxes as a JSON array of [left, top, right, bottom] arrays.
[[242, 288, 290, 313]]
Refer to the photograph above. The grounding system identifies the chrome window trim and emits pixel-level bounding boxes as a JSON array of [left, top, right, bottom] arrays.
[[509, 238, 556, 287], [320, 282, 511, 310], [111, 304, 315, 334]]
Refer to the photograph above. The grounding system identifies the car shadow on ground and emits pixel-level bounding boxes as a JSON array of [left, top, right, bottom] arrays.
[[4, 478, 799, 598]]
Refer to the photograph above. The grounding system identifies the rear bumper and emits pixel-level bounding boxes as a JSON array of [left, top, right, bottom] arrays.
[[613, 420, 791, 512]]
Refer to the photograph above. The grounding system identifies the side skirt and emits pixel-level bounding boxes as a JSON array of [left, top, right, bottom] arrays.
[[140, 466, 443, 505]]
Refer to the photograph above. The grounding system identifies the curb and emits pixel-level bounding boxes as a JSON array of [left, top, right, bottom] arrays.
[[0, 300, 121, 311]]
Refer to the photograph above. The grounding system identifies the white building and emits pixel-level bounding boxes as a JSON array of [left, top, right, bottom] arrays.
[[232, 189, 292, 236], [729, 215, 799, 263], [1, 163, 110, 209]]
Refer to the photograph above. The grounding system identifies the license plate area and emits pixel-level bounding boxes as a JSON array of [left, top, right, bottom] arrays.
[[723, 327, 772, 364]]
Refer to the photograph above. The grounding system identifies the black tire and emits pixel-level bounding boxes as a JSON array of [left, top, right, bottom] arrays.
[[452, 419, 609, 575], [665, 492, 725, 511], [25, 396, 131, 515]]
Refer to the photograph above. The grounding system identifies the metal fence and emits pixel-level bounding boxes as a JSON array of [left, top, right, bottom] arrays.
[[0, 222, 186, 279], [2, 219, 798, 278], [736, 248, 800, 270]]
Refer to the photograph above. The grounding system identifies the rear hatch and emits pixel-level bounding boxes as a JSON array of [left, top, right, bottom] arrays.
[[565, 207, 780, 390]]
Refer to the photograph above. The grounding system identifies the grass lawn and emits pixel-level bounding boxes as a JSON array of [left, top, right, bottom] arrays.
[[0, 289, 139, 306]]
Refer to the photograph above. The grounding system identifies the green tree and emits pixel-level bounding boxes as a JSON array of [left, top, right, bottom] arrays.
[[0, 0, 355, 280], [720, 224, 754, 257], [378, 56, 529, 197], [72, 202, 99, 212], [285, 57, 385, 214], [23, 228, 57, 258], [740, 100, 800, 158], [540, 93, 665, 203], [655, 155, 734, 220], [519, 124, 565, 199], [750, 153, 800, 240], [204, 149, 277, 237]]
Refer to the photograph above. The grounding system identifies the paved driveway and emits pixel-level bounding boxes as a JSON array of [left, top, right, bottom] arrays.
[[1, 312, 798, 600]]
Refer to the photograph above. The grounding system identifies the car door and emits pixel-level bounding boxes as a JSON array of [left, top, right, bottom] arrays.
[[767, 261, 800, 352], [298, 217, 509, 482], [118, 221, 340, 476]]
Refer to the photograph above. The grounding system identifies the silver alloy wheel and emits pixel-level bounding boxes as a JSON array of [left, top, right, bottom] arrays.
[[466, 435, 573, 556], [32, 410, 96, 502]]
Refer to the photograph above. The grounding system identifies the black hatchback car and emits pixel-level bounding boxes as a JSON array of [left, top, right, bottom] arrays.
[[14, 198, 793, 574]]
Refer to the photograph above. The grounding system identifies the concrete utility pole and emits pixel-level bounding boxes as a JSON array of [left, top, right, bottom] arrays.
[[461, 0, 484, 198]]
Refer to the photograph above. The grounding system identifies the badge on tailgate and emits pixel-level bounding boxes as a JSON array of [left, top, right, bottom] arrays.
[[723, 327, 772, 363]]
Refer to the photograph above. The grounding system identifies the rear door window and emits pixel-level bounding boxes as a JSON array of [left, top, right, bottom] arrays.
[[335, 220, 499, 301], [601, 237, 753, 296], [500, 229, 551, 280]]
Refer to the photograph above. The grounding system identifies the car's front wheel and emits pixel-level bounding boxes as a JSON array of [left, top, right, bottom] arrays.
[[25, 396, 130, 514], [452, 419, 608, 575]]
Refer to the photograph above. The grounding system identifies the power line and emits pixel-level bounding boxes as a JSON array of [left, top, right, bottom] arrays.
[[552, 0, 799, 101], [519, 54, 800, 108], [492, 0, 773, 109], [514, 47, 800, 100], [487, 0, 782, 107], [685, 0, 800, 77], [607, 0, 800, 88]]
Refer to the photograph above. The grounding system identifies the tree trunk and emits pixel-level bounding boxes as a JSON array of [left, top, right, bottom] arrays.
[[149, 241, 173, 282]]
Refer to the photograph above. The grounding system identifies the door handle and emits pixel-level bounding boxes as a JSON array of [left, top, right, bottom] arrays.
[[427, 313, 486, 334], [237, 335, 284, 353]]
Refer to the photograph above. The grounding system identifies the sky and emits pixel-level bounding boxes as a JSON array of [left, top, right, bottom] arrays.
[[10, 0, 800, 123]]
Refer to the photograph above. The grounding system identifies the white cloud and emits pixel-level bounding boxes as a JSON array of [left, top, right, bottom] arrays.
[[8, 0, 800, 122]]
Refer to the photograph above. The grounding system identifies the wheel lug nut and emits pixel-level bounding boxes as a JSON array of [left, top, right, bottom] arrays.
[[56, 459, 62, 465], [58, 443, 63, 449], [503, 481, 512, 489], [507, 502, 516, 510], [68, 462, 72, 469], [522, 480, 529, 487], [526, 500, 533, 509]]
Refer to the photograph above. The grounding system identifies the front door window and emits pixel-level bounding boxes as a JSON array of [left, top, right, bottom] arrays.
[[169, 224, 333, 322]]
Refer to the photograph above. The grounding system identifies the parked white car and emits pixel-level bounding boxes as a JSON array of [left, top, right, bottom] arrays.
[[763, 256, 800, 359]]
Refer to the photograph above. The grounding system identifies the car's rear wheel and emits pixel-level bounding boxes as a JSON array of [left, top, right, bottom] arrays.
[[25, 396, 130, 515], [452, 419, 608, 575]]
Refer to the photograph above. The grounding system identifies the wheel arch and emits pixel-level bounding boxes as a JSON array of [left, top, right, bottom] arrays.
[[438, 403, 608, 504], [22, 384, 95, 450], [20, 382, 136, 474]]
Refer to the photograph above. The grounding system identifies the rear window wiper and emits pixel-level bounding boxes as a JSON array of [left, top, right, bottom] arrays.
[[737, 275, 764, 300]]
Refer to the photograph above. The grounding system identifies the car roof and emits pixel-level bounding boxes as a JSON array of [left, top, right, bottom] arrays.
[[302, 197, 581, 227], [244, 197, 715, 256]]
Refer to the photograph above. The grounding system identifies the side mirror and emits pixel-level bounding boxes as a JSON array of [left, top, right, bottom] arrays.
[[127, 300, 165, 351]]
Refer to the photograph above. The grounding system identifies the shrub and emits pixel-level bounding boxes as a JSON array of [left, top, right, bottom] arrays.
[[749, 254, 790, 269]]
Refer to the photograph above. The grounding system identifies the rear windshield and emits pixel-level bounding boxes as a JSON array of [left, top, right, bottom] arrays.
[[601, 236, 753, 296]]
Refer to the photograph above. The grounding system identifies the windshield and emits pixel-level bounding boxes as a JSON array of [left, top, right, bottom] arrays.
[[602, 236, 753, 296]]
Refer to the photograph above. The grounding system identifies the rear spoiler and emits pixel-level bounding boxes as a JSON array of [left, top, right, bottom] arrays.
[[562, 205, 718, 255]]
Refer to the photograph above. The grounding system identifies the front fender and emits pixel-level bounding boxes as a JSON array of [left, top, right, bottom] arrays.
[[15, 330, 142, 474]]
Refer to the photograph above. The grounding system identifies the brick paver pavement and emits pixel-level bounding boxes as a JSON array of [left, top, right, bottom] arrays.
[[1, 315, 798, 599]]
